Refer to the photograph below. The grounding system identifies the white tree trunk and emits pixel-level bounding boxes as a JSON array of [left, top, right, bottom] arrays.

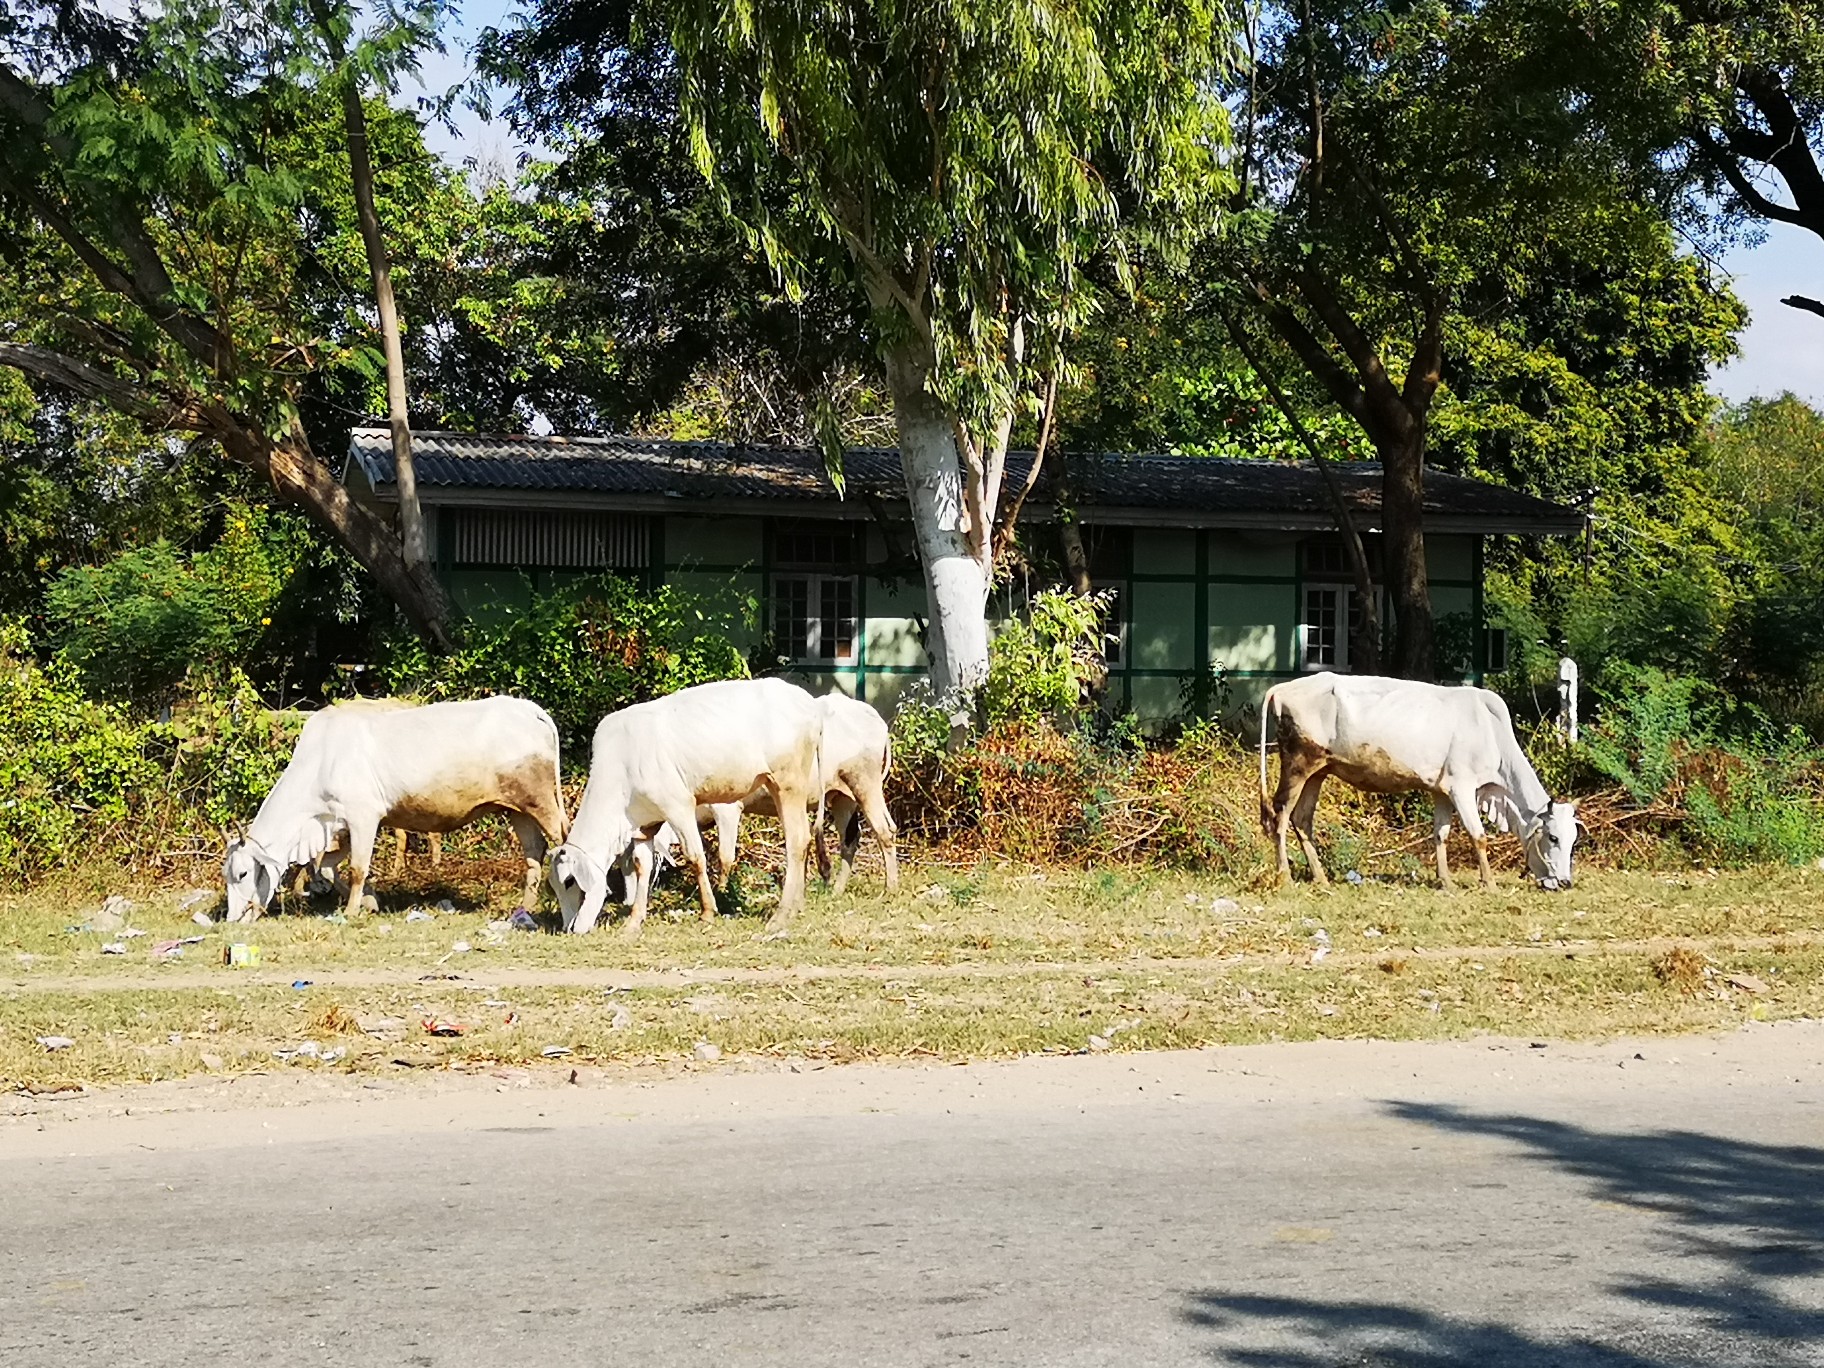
[[884, 341, 991, 698]]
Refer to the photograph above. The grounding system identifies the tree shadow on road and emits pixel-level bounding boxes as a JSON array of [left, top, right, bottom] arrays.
[[1181, 1100, 1824, 1367]]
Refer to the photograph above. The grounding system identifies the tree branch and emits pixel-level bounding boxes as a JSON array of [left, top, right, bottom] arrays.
[[1287, 269, 1413, 440], [1781, 294, 1824, 320], [1702, 129, 1811, 230], [0, 342, 205, 427], [1733, 65, 1824, 235], [0, 62, 231, 369], [992, 362, 1061, 551], [1243, 275, 1370, 423]]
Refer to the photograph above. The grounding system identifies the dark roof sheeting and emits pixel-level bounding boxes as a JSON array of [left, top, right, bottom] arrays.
[[345, 428, 1582, 534]]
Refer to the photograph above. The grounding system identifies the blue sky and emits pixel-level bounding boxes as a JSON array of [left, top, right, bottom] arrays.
[[409, 1, 1824, 409]]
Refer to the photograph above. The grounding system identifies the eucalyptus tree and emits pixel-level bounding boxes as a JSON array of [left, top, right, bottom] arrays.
[[0, 0, 455, 642], [487, 1, 1235, 697]]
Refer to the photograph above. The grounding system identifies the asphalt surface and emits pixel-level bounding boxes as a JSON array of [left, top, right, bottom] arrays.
[[3, 1028, 1822, 1367]]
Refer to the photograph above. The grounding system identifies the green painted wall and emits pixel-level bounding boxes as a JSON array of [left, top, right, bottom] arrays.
[[437, 510, 1493, 727]]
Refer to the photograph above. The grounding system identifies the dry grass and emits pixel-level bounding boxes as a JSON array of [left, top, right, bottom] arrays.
[[4, 859, 1820, 981], [3, 942, 1818, 1092], [1651, 945, 1712, 996], [4, 857, 1823, 1092]]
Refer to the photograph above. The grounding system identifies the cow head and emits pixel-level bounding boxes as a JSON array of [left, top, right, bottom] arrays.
[[549, 843, 609, 934], [1523, 801, 1580, 890], [222, 837, 282, 922]]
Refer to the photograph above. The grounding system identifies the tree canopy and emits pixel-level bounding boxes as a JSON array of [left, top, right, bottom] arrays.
[[486, 0, 1236, 694]]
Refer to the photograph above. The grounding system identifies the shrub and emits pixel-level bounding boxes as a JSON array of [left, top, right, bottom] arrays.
[[0, 620, 158, 874], [1580, 666, 1824, 866], [383, 575, 753, 756], [45, 503, 311, 700], [978, 589, 1110, 729], [0, 622, 303, 881]]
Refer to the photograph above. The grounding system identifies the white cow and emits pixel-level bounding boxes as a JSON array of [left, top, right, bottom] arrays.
[[1258, 672, 1578, 890], [550, 678, 823, 937], [629, 691, 900, 906], [222, 697, 567, 921]]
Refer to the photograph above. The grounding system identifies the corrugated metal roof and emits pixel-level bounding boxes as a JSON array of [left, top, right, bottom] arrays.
[[345, 428, 1583, 533]]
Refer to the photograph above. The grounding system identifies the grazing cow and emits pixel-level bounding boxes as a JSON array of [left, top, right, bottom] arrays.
[[1259, 672, 1578, 890], [222, 697, 567, 921], [630, 691, 900, 906], [550, 678, 823, 937]]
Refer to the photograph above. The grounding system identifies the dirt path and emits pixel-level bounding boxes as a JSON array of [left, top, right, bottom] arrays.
[[9, 930, 1819, 995], [3, 1015, 1819, 1148]]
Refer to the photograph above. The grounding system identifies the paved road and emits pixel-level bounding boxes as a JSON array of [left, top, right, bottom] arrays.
[[4, 1027, 1822, 1367]]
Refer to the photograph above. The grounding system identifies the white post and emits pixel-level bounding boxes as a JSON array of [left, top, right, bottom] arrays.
[[1558, 656, 1579, 744]]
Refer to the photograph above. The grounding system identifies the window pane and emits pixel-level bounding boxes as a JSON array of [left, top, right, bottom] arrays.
[[1304, 587, 1342, 669], [820, 577, 856, 663], [773, 521, 859, 571], [1102, 586, 1126, 666], [774, 577, 811, 660]]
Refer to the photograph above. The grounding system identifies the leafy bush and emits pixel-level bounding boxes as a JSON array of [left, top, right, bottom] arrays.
[[0, 620, 159, 874], [383, 574, 753, 756], [44, 503, 320, 700], [978, 589, 1110, 729], [0, 621, 301, 880], [1580, 666, 1824, 866]]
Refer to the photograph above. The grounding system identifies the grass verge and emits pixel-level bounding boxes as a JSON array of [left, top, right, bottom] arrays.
[[4, 860, 1821, 1092]]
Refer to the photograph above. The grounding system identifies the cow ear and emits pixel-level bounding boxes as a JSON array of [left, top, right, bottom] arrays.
[[252, 858, 276, 909]]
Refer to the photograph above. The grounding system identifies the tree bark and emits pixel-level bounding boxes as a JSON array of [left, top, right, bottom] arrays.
[[251, 425, 454, 649], [1218, 304, 1381, 673], [315, 1, 430, 575], [1380, 428, 1432, 680], [1045, 449, 1094, 598], [883, 338, 991, 698]]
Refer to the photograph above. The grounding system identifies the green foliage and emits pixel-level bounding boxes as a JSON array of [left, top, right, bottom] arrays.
[[0, 620, 302, 881], [1582, 668, 1708, 805], [979, 591, 1110, 731], [44, 504, 313, 700], [0, 621, 158, 875], [383, 576, 753, 757], [1580, 666, 1824, 866], [0, 382, 226, 618]]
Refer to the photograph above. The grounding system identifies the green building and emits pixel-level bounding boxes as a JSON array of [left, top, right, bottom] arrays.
[[346, 429, 1582, 724]]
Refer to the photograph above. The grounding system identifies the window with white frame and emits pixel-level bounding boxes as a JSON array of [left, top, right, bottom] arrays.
[[1099, 585, 1128, 667], [771, 522, 861, 665], [1301, 584, 1347, 671]]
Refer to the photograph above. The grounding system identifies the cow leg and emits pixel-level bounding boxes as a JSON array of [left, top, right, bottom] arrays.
[[321, 837, 350, 893], [428, 832, 442, 871], [1445, 784, 1496, 890], [667, 810, 719, 926], [625, 836, 657, 937], [1271, 756, 1311, 885], [341, 821, 379, 918], [824, 798, 857, 893], [504, 811, 549, 909], [768, 782, 812, 929], [389, 828, 408, 874], [1290, 773, 1330, 887], [712, 804, 742, 892], [1432, 800, 1456, 889], [865, 784, 901, 894]]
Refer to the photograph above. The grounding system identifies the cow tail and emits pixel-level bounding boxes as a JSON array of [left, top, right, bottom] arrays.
[[809, 727, 830, 880], [1258, 687, 1278, 839]]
